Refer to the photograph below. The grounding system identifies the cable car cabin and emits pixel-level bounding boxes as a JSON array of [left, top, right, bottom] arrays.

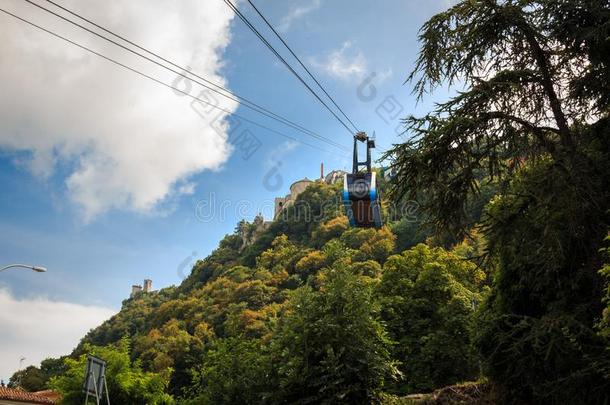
[[343, 172, 382, 227], [343, 132, 383, 228]]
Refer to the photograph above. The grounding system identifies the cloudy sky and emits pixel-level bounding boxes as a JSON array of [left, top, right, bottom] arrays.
[[0, 0, 451, 381]]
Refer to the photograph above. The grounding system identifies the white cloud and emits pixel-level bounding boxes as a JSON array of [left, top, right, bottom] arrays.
[[0, 0, 237, 221], [310, 41, 367, 82], [0, 288, 115, 382], [278, 0, 321, 31]]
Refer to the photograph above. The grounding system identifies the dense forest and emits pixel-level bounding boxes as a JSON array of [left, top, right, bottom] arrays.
[[10, 0, 609, 403], [19, 180, 491, 404]]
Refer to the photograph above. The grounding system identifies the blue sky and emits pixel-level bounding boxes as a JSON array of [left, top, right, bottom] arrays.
[[0, 0, 452, 379]]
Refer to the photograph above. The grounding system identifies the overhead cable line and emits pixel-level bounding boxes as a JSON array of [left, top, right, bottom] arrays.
[[0, 7, 348, 156], [24, 0, 349, 152], [223, 0, 357, 137], [245, 0, 360, 134], [242, 1, 394, 158], [38, 0, 346, 152]]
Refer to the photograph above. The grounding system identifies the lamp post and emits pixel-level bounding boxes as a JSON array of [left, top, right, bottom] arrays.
[[0, 264, 47, 273]]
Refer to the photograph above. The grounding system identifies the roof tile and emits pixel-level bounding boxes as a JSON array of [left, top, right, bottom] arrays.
[[0, 387, 58, 404]]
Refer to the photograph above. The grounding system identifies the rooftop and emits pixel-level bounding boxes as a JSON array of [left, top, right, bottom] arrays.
[[0, 387, 58, 404]]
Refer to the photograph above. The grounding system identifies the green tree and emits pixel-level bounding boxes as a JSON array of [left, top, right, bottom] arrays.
[[360, 227, 397, 263], [390, 0, 608, 237], [349, 260, 382, 279], [378, 244, 484, 394], [50, 338, 174, 405], [8, 366, 46, 391], [183, 338, 268, 404], [312, 216, 349, 247], [389, 0, 610, 402], [256, 234, 303, 275], [474, 159, 610, 403], [268, 269, 398, 404], [391, 216, 429, 252], [295, 250, 327, 278], [8, 357, 69, 392], [321, 239, 354, 266]]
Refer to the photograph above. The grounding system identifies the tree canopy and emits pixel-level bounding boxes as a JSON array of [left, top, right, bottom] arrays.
[[387, 0, 610, 402], [390, 0, 609, 238]]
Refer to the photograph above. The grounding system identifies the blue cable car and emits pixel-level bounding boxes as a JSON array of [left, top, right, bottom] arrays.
[[343, 132, 382, 228]]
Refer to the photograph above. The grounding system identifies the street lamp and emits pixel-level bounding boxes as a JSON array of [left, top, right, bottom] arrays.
[[0, 264, 47, 273]]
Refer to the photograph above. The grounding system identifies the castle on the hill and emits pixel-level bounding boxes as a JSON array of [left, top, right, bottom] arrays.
[[234, 164, 346, 252], [274, 163, 346, 218], [130, 278, 154, 297]]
